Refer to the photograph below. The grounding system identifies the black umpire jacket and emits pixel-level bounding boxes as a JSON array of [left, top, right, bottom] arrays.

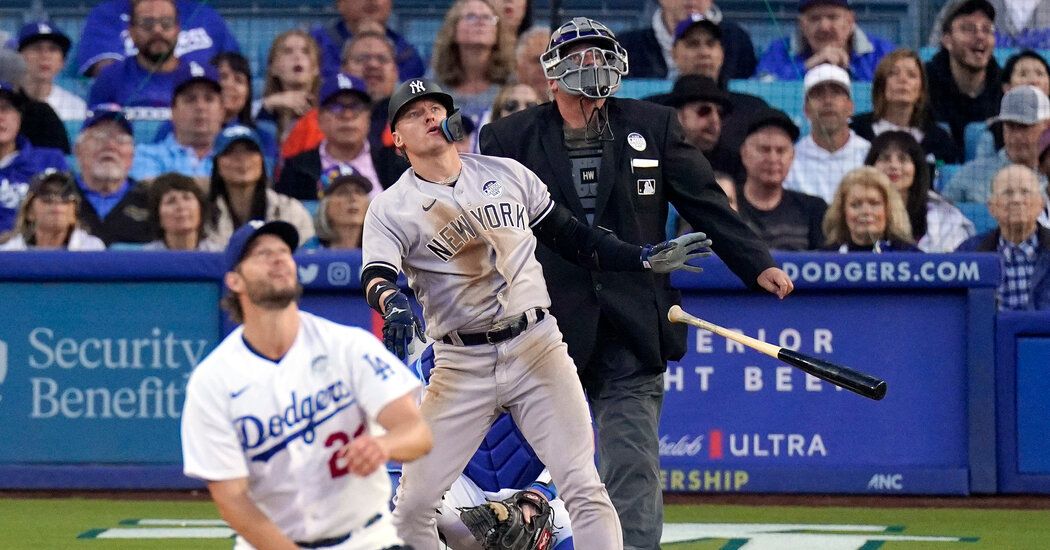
[[480, 98, 774, 374]]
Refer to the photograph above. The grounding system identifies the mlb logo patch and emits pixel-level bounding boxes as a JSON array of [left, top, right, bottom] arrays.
[[637, 179, 656, 195]]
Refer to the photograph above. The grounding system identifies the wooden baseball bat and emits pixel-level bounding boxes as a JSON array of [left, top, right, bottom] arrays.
[[667, 306, 887, 401]]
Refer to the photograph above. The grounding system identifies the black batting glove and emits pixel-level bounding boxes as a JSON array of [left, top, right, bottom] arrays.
[[382, 291, 424, 361]]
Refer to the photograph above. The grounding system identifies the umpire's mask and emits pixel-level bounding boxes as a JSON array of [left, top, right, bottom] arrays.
[[541, 17, 629, 99]]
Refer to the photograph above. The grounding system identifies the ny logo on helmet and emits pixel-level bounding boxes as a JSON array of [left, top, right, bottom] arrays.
[[409, 80, 426, 94]]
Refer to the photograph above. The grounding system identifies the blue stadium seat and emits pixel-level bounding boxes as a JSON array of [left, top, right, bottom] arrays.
[[301, 199, 320, 217], [964, 121, 989, 162], [934, 163, 961, 192], [617, 79, 670, 100], [956, 201, 996, 235]]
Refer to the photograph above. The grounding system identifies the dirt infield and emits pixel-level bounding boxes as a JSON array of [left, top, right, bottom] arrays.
[[5, 490, 1050, 509]]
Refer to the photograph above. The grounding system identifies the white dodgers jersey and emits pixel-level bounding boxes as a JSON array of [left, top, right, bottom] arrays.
[[181, 311, 420, 547]]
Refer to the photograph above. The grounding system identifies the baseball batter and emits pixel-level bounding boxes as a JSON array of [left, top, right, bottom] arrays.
[[362, 78, 710, 550], [409, 345, 574, 549], [181, 220, 432, 550]]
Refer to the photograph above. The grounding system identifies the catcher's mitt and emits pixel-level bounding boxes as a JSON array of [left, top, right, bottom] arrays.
[[458, 490, 555, 550]]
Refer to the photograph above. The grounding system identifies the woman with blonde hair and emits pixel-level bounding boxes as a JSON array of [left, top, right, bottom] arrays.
[[256, 29, 322, 143], [430, 0, 516, 124], [822, 166, 919, 253], [0, 171, 104, 251], [850, 48, 960, 164]]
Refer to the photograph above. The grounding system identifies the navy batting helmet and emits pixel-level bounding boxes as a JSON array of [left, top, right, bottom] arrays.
[[388, 78, 456, 130]]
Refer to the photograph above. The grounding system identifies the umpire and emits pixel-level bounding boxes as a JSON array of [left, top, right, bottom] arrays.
[[479, 17, 793, 549]]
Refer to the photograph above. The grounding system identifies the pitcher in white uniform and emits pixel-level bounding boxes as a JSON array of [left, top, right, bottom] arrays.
[[361, 78, 711, 550], [182, 220, 432, 550]]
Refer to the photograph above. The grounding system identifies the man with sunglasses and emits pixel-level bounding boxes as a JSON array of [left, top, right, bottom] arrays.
[[75, 0, 239, 79], [653, 74, 740, 177], [480, 17, 793, 550], [277, 73, 406, 201], [88, 0, 208, 122]]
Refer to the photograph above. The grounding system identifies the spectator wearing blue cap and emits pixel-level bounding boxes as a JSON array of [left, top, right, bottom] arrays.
[[75, 0, 239, 78], [130, 61, 225, 181], [307, 165, 375, 250], [277, 73, 405, 201], [207, 125, 315, 246], [616, 0, 757, 80], [310, 0, 425, 82], [87, 0, 205, 121], [17, 21, 86, 121], [756, 0, 896, 81], [0, 82, 68, 234], [73, 104, 152, 245]]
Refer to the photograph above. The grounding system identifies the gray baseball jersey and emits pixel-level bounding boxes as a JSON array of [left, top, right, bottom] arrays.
[[362, 153, 556, 338]]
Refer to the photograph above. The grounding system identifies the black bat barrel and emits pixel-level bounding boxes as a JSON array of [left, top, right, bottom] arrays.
[[777, 349, 887, 401]]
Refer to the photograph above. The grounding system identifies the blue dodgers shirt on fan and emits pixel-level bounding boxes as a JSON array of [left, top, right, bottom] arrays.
[[88, 60, 182, 121], [74, 0, 240, 77], [181, 311, 420, 542], [0, 137, 69, 233]]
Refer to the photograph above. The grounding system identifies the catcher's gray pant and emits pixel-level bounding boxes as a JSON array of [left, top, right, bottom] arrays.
[[392, 314, 622, 550]]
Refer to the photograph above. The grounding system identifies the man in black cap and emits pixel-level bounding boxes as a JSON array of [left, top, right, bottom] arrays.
[[926, 0, 1002, 151], [17, 21, 85, 121], [737, 108, 827, 251], [652, 75, 739, 176]]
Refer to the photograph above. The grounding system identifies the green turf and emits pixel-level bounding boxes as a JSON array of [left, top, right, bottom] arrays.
[[663, 504, 1050, 549], [1, 498, 1048, 549]]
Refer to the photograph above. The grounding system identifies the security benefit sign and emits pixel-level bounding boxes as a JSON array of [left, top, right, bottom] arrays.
[[659, 292, 970, 495], [0, 283, 220, 463]]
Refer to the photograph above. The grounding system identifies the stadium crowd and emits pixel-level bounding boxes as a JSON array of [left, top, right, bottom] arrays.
[[0, 0, 1047, 310]]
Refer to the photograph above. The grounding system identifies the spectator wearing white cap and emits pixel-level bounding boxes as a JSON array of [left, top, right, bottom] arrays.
[[944, 85, 1050, 204], [129, 61, 225, 181], [784, 63, 871, 203], [17, 21, 86, 121]]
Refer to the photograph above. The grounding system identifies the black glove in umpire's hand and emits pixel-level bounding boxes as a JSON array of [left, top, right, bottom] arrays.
[[642, 231, 713, 273], [459, 490, 555, 550], [381, 291, 423, 361]]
